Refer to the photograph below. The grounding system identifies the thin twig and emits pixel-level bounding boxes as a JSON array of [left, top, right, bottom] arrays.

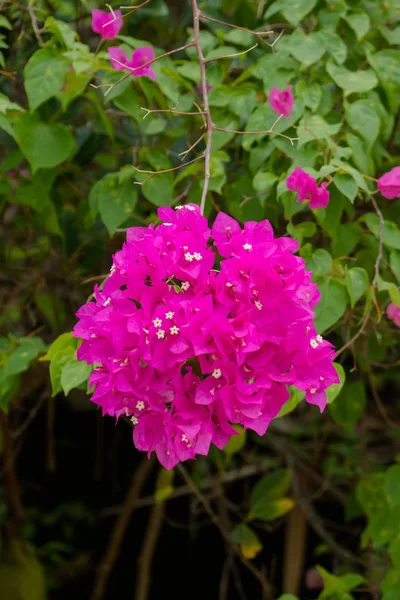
[[205, 43, 258, 64], [133, 155, 204, 185], [91, 457, 155, 600], [367, 368, 398, 429], [103, 0, 153, 26], [213, 125, 298, 145], [335, 306, 372, 359], [27, 2, 44, 46], [177, 463, 274, 599], [370, 194, 385, 286], [179, 132, 206, 160], [191, 0, 214, 215], [200, 12, 274, 47], [135, 498, 165, 600], [141, 106, 206, 119]]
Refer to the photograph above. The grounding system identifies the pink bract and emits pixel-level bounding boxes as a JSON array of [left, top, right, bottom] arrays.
[[108, 46, 156, 80], [91, 9, 123, 40], [268, 85, 294, 118], [387, 303, 400, 327], [377, 166, 400, 200], [286, 167, 330, 209], [74, 205, 338, 469]]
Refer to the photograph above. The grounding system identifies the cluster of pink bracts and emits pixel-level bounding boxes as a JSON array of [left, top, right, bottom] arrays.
[[74, 206, 339, 468]]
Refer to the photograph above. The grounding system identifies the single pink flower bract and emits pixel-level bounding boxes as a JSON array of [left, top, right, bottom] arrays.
[[91, 9, 123, 40], [377, 166, 400, 200], [268, 85, 294, 118], [286, 167, 330, 209], [108, 46, 156, 80], [74, 205, 338, 469], [387, 303, 400, 327]]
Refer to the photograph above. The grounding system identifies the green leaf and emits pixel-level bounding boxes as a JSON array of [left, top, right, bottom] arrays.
[[49, 347, 76, 397], [334, 173, 358, 203], [345, 267, 369, 307], [326, 61, 378, 94], [287, 30, 326, 67], [45, 17, 77, 49], [296, 81, 322, 111], [314, 279, 348, 333], [343, 12, 371, 40], [390, 250, 400, 283], [385, 465, 400, 507], [307, 249, 333, 279], [250, 469, 292, 510], [317, 566, 364, 597], [253, 172, 278, 194], [320, 30, 347, 64], [90, 171, 137, 235], [329, 381, 366, 431], [60, 356, 92, 395], [281, 0, 317, 26], [346, 99, 381, 147], [363, 213, 400, 250], [276, 386, 305, 417], [389, 535, 400, 571], [24, 49, 70, 112], [248, 497, 294, 522], [41, 333, 76, 361], [154, 468, 174, 504], [0, 93, 23, 113], [297, 114, 342, 148], [223, 425, 246, 459], [14, 113, 76, 173], [4, 339, 44, 378], [326, 363, 346, 404], [231, 524, 262, 559], [0, 15, 12, 30]]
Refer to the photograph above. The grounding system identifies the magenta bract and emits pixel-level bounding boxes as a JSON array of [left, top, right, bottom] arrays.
[[91, 9, 123, 40], [377, 166, 400, 200], [108, 46, 156, 80], [74, 205, 338, 469], [268, 85, 294, 118], [286, 167, 330, 209]]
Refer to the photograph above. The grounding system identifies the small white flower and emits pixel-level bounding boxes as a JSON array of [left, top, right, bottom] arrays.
[[175, 206, 183, 210], [181, 281, 190, 291], [186, 205, 195, 211], [184, 252, 194, 262], [131, 416, 138, 425], [255, 300, 263, 311], [181, 434, 188, 442], [193, 252, 202, 261], [103, 297, 111, 307], [316, 334, 323, 343], [212, 368, 222, 379], [90, 334, 97, 339], [170, 325, 179, 335], [165, 311, 174, 320], [309, 387, 317, 394], [163, 222, 172, 226], [243, 243, 253, 251], [320, 376, 325, 381], [156, 329, 165, 339], [226, 282, 233, 288], [136, 401, 145, 411], [153, 318, 162, 327], [310, 338, 318, 349]]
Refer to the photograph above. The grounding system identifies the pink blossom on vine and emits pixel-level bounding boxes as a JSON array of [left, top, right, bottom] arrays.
[[108, 46, 156, 80], [91, 9, 123, 40], [268, 85, 294, 118], [377, 166, 400, 200], [387, 303, 400, 327], [286, 167, 330, 209], [74, 205, 338, 469]]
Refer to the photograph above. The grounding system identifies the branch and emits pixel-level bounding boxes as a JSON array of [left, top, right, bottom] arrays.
[[370, 194, 385, 286], [27, 2, 44, 46], [91, 457, 155, 600], [141, 105, 206, 119], [135, 498, 165, 600], [199, 12, 274, 48], [191, 0, 214, 216], [133, 155, 204, 184], [205, 43, 258, 64], [335, 306, 372, 359], [103, 0, 153, 26], [177, 463, 274, 599]]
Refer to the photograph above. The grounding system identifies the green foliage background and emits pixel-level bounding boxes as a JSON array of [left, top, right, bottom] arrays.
[[0, 0, 399, 598]]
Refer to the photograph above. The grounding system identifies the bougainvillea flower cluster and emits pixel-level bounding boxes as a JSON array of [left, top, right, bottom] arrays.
[[108, 46, 156, 80], [74, 205, 338, 469], [286, 167, 330, 209], [377, 166, 400, 200], [91, 9, 123, 40], [268, 85, 294, 118]]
